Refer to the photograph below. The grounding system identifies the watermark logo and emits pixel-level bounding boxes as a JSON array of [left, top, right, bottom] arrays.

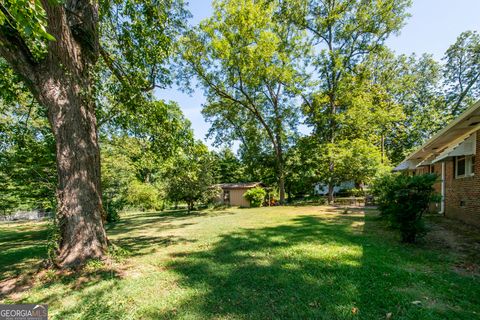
[[0, 304, 48, 320]]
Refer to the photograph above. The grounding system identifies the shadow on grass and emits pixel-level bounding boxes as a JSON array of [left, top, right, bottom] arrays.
[[157, 212, 480, 319], [37, 214, 368, 319], [0, 210, 203, 299], [10, 268, 127, 319], [106, 210, 208, 257], [106, 209, 232, 237], [112, 235, 197, 257], [0, 226, 48, 279], [4, 208, 480, 319], [157, 214, 368, 319]]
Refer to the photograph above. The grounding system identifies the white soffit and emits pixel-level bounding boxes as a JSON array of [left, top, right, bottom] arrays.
[[404, 100, 480, 161], [416, 154, 436, 167], [393, 159, 421, 171], [432, 132, 476, 163]]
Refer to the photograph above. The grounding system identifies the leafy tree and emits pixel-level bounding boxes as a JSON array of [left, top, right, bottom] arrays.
[[0, 0, 188, 266], [373, 173, 440, 243], [181, 0, 308, 204], [100, 138, 136, 220], [288, 0, 411, 202], [125, 181, 162, 211], [297, 137, 386, 195], [443, 30, 480, 116], [0, 61, 56, 213], [100, 100, 194, 216], [243, 187, 266, 207], [213, 148, 245, 183], [284, 138, 318, 199], [353, 50, 446, 164], [388, 54, 445, 162], [165, 142, 218, 212]]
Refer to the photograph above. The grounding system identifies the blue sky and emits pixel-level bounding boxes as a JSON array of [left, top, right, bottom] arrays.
[[157, 0, 480, 147]]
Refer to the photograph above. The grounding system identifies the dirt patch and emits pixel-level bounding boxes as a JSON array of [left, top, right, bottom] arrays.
[[424, 215, 480, 275], [0, 275, 35, 301], [0, 261, 47, 300], [0, 259, 125, 301]]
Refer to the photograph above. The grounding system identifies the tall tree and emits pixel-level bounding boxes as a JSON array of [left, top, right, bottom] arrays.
[[289, 0, 411, 202], [181, 0, 307, 203], [165, 141, 218, 212], [443, 30, 480, 116], [213, 148, 245, 183], [0, 0, 187, 267], [353, 50, 445, 163]]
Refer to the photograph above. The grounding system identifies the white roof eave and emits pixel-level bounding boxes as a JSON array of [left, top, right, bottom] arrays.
[[432, 132, 477, 163], [402, 100, 480, 162]]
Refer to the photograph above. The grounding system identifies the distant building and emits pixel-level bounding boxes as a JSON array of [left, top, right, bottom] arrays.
[[394, 100, 480, 226], [217, 182, 264, 207], [314, 181, 355, 196]]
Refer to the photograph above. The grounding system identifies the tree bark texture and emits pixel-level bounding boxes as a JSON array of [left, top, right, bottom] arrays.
[[0, 0, 108, 267]]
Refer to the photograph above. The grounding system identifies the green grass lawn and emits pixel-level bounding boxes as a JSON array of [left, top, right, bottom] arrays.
[[1, 206, 479, 319]]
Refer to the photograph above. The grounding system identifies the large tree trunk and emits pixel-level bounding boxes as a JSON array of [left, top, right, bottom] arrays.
[[0, 0, 108, 267], [41, 72, 108, 267]]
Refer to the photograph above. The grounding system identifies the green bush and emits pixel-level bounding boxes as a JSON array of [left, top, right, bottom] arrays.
[[336, 188, 366, 197], [46, 218, 61, 265], [105, 199, 122, 223], [126, 181, 161, 210], [372, 173, 440, 243], [243, 187, 266, 207], [317, 197, 327, 205]]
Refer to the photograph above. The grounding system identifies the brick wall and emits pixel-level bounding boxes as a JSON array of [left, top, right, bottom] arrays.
[[444, 129, 480, 227]]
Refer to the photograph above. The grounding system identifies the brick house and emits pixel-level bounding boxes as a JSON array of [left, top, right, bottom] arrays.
[[394, 100, 480, 226]]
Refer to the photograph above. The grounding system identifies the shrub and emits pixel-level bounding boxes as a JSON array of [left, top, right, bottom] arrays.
[[336, 188, 366, 197], [126, 181, 161, 210], [105, 199, 122, 223], [243, 187, 266, 207], [317, 197, 327, 205], [46, 218, 61, 265], [372, 173, 440, 243]]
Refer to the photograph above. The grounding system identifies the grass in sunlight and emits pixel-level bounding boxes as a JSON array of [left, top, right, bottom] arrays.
[[1, 206, 479, 319]]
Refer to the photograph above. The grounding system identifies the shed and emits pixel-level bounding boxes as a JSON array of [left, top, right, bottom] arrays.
[[217, 182, 264, 207]]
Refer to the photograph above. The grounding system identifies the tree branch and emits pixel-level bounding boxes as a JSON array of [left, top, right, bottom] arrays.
[[0, 4, 38, 84], [100, 45, 157, 92], [452, 72, 480, 115]]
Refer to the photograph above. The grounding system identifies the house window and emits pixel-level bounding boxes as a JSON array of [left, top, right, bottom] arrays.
[[456, 156, 466, 177], [455, 155, 475, 178]]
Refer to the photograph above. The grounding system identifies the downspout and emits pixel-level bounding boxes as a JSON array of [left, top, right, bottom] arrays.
[[440, 161, 446, 215]]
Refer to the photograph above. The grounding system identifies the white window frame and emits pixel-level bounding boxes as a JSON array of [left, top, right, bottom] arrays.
[[455, 155, 475, 178]]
